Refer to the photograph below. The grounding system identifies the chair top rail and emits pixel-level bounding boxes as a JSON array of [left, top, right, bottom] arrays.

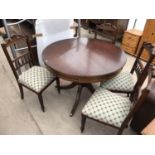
[[12, 52, 30, 63], [3, 35, 25, 45], [14, 45, 36, 52]]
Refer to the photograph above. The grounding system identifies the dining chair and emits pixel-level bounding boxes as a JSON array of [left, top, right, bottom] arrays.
[[100, 42, 155, 96], [80, 45, 155, 134], [81, 86, 150, 134], [1, 35, 60, 112]]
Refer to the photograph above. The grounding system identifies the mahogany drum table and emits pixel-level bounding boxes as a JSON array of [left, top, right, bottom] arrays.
[[42, 38, 127, 116]]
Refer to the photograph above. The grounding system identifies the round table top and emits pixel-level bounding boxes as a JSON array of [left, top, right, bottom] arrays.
[[42, 38, 127, 83]]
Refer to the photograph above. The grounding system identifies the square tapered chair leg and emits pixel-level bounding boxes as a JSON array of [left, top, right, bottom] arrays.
[[81, 114, 87, 133]]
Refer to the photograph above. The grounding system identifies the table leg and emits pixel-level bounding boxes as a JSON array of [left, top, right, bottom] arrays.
[[70, 85, 82, 116], [84, 83, 95, 93], [56, 77, 60, 94], [70, 83, 95, 117]]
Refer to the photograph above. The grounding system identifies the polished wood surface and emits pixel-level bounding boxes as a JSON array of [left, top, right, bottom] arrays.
[[42, 38, 127, 83]]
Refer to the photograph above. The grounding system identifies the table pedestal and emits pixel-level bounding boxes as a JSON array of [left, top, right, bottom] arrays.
[[58, 82, 95, 116]]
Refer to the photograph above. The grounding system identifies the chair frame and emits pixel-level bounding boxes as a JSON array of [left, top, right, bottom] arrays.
[[148, 64, 155, 84], [1, 35, 60, 112]]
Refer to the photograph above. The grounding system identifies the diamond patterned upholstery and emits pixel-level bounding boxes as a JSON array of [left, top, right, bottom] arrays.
[[82, 88, 132, 127], [100, 72, 135, 92], [18, 66, 53, 92]]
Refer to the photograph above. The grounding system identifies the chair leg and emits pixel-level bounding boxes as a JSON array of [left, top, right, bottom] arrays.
[[18, 84, 24, 99], [74, 27, 78, 37], [94, 31, 97, 39], [38, 94, 45, 112], [117, 127, 124, 135], [56, 77, 60, 94], [88, 28, 91, 34], [81, 114, 87, 133]]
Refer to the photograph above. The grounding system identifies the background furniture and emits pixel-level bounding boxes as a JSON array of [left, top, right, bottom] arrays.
[[80, 19, 129, 41], [85, 19, 102, 32], [94, 23, 118, 43], [130, 79, 155, 134], [137, 19, 155, 63], [121, 29, 142, 55], [42, 38, 127, 116], [1, 35, 60, 112]]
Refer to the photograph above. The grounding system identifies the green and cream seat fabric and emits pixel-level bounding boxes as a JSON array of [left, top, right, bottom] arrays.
[[82, 88, 132, 128], [100, 72, 135, 92], [18, 66, 53, 93]]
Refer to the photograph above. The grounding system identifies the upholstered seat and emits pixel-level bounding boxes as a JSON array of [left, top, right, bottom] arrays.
[[100, 72, 135, 92], [18, 66, 53, 93], [82, 88, 132, 127]]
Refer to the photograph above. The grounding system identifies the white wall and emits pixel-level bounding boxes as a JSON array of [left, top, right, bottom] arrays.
[[127, 19, 146, 31]]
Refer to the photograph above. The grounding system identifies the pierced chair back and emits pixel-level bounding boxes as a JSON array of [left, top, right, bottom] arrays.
[[131, 42, 155, 77], [1, 35, 35, 81], [130, 42, 155, 101], [131, 59, 144, 79]]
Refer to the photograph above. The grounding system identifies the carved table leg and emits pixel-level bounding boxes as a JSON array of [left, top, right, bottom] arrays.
[[56, 81, 95, 116]]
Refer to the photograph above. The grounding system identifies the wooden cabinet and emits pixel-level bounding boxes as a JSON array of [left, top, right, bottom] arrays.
[[137, 19, 155, 63], [121, 29, 142, 55]]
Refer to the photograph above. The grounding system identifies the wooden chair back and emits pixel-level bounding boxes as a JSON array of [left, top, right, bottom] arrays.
[[130, 42, 155, 102], [118, 85, 150, 134], [1, 35, 35, 81]]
